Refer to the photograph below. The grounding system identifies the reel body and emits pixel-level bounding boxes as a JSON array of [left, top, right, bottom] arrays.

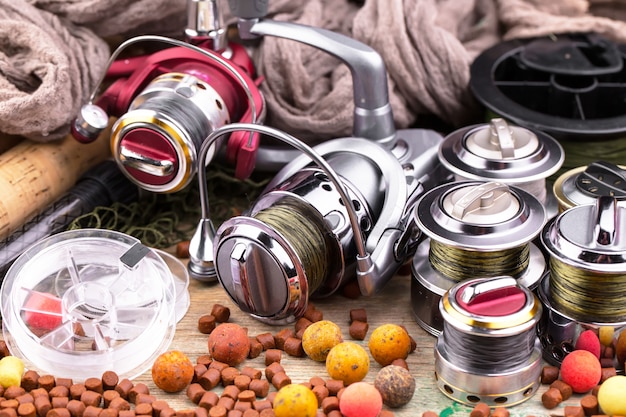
[[212, 129, 449, 324], [73, 40, 265, 192]]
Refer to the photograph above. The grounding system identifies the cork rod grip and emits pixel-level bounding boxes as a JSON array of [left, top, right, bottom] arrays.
[[0, 126, 111, 240]]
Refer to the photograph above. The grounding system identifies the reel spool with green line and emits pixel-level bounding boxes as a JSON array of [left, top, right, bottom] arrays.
[[470, 32, 626, 177]]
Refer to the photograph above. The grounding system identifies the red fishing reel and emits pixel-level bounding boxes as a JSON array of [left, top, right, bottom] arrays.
[[72, 37, 265, 192]]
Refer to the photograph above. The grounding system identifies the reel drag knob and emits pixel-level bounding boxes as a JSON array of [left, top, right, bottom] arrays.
[[553, 161, 626, 212], [72, 104, 109, 144], [435, 276, 543, 407]]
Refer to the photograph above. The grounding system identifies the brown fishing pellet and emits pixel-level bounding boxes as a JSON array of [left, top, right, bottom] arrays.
[[198, 392, 219, 411], [117, 411, 133, 417], [196, 356, 212, 367], [48, 386, 69, 399], [210, 304, 231, 323], [601, 367, 617, 383], [69, 385, 86, 402], [17, 402, 36, 417], [270, 372, 291, 390], [257, 410, 274, 417], [294, 318, 312, 334], [65, 400, 85, 417], [222, 385, 240, 401], [1, 399, 19, 409], [55, 379, 73, 390], [208, 408, 227, 417], [208, 361, 229, 374], [159, 409, 176, 417], [134, 394, 155, 405], [47, 409, 71, 417], [81, 408, 101, 417], [491, 407, 510, 417], [264, 350, 282, 366], [198, 368, 221, 391], [127, 384, 149, 405], [221, 368, 240, 386], [378, 411, 394, 417], [303, 305, 323, 323], [255, 334, 275, 351], [563, 406, 584, 417], [80, 391, 101, 408], [51, 397, 68, 409], [37, 376, 55, 392], [248, 380, 269, 399], [600, 357, 614, 368], [99, 411, 117, 417], [114, 380, 133, 401], [102, 391, 120, 408], [348, 320, 368, 341], [469, 402, 490, 417], [5, 387, 26, 400], [186, 384, 206, 405], [251, 400, 271, 412], [341, 280, 361, 299], [133, 403, 151, 416], [283, 338, 304, 358], [308, 377, 325, 388], [265, 392, 277, 406], [240, 367, 261, 381], [216, 396, 234, 411], [273, 330, 294, 351], [324, 380, 344, 396], [100, 372, 118, 392], [237, 390, 256, 404], [31, 388, 49, 400], [198, 315, 217, 335], [234, 375, 251, 392], [195, 410, 208, 417], [34, 396, 51, 417], [176, 410, 195, 417], [580, 394, 599, 415], [0, 409, 17, 417], [107, 397, 130, 412], [299, 381, 312, 390], [421, 412, 438, 417], [21, 371, 40, 391], [542, 387, 563, 409], [312, 385, 329, 406], [390, 358, 409, 370], [247, 338, 263, 360], [541, 365, 560, 384], [321, 396, 339, 414], [264, 363, 284, 382], [242, 410, 258, 417], [349, 308, 367, 324], [83, 379, 102, 395], [150, 401, 170, 417], [176, 240, 190, 258], [327, 410, 342, 417], [233, 401, 251, 413], [16, 394, 34, 405], [193, 364, 208, 383], [551, 380, 573, 400]]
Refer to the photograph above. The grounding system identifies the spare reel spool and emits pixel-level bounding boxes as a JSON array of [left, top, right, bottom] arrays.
[[435, 276, 543, 407], [411, 181, 547, 336], [470, 32, 626, 173], [538, 196, 626, 366], [438, 117, 564, 208], [552, 160, 626, 212]]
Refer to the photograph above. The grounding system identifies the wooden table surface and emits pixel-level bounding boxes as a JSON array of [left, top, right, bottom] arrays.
[[132, 263, 587, 417]]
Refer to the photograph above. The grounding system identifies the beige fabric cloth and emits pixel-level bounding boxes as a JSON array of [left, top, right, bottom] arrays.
[[5, 0, 626, 142]]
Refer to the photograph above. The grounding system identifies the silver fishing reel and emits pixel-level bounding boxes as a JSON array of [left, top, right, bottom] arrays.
[[187, 122, 449, 324]]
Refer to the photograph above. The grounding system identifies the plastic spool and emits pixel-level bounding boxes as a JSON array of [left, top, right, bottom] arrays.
[[538, 197, 626, 366], [0, 229, 177, 381], [435, 276, 543, 407], [154, 249, 190, 323], [411, 181, 547, 336], [470, 33, 626, 172], [438, 118, 564, 209], [552, 161, 626, 212]]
